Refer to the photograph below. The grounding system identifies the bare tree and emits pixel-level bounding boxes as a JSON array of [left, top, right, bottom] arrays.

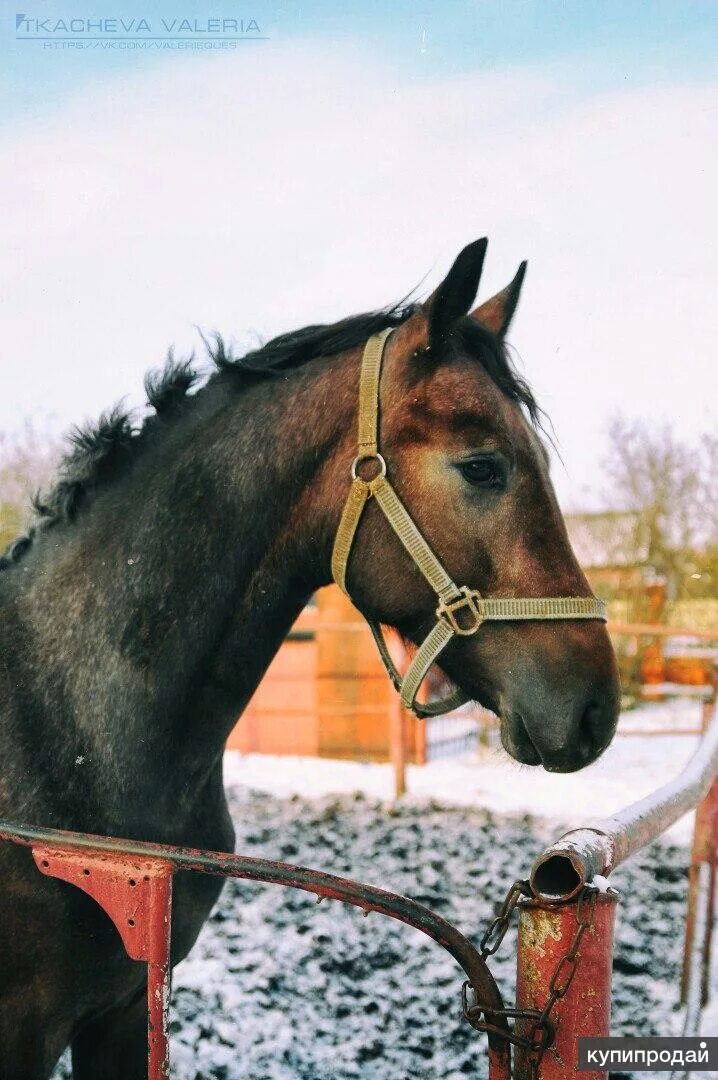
[[698, 432, 718, 546], [0, 419, 61, 551], [603, 417, 706, 596]]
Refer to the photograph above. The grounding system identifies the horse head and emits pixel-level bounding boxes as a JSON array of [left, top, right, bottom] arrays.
[[327, 240, 620, 773]]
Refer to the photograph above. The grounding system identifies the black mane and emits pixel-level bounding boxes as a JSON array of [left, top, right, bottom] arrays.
[[0, 303, 539, 571], [209, 304, 416, 375], [454, 317, 541, 426]]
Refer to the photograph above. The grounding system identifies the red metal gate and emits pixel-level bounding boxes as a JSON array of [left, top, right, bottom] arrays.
[[3, 692, 717, 1078], [1, 818, 511, 1079]]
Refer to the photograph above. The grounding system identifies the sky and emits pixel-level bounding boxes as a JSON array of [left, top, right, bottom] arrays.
[[1, 1, 716, 508]]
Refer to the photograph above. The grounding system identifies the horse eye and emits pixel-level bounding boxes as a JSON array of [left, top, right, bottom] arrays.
[[458, 457, 507, 490]]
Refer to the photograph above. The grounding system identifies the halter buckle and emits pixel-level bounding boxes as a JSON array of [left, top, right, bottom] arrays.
[[437, 587, 484, 636]]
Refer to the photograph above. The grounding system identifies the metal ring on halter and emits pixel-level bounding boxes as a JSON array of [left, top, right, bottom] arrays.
[[351, 453, 387, 482]]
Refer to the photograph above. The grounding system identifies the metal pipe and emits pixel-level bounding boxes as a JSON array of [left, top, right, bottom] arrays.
[[0, 816, 508, 1052], [681, 705, 718, 1006], [531, 699, 718, 902], [147, 871, 172, 1079], [670, 862, 714, 1080]]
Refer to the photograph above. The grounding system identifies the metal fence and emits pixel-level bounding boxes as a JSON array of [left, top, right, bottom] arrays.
[[0, 818, 508, 1079], [425, 712, 485, 759], [3, 650, 717, 1077], [497, 692, 718, 1079]]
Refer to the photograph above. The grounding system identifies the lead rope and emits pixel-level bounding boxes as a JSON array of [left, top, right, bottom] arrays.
[[331, 330, 607, 718]]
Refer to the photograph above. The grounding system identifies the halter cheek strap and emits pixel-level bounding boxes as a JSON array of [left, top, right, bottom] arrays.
[[331, 329, 607, 719]]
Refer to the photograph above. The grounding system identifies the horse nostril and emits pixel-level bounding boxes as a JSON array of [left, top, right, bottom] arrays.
[[578, 700, 607, 760]]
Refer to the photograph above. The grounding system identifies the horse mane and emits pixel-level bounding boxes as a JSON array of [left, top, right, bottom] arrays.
[[0, 356, 201, 571], [454, 318, 541, 427], [0, 303, 540, 571]]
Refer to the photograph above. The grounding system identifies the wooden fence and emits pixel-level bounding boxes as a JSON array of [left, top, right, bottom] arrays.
[[226, 587, 428, 763]]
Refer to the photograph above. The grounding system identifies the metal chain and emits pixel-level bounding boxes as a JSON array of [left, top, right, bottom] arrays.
[[463, 880, 598, 1078], [479, 878, 530, 957]]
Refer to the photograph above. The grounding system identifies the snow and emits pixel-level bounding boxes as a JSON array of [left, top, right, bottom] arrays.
[[51, 697, 716, 1078], [224, 697, 706, 843], [591, 874, 617, 895], [162, 790, 693, 1079]]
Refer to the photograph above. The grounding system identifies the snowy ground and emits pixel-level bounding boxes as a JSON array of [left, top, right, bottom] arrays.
[[223, 697, 707, 844], [167, 796, 690, 1079], [174, 698, 712, 1079], [54, 698, 715, 1078]]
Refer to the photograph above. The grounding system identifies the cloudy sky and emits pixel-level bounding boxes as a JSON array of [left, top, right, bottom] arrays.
[[1, 1, 716, 507]]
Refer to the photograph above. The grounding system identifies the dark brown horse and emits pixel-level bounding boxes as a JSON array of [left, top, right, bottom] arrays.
[[0, 239, 620, 1078]]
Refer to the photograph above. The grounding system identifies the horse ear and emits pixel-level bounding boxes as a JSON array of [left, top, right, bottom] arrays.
[[423, 238, 488, 351], [470, 261, 527, 338]]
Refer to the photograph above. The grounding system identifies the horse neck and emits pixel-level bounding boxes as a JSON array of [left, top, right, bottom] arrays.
[[6, 360, 354, 834]]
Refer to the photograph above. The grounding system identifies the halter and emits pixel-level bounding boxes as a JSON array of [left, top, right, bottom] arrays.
[[331, 329, 607, 718]]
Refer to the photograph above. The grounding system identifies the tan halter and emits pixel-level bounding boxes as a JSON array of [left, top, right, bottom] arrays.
[[331, 329, 607, 718]]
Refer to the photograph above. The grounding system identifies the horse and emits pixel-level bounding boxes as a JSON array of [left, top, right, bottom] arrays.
[[0, 238, 620, 1078]]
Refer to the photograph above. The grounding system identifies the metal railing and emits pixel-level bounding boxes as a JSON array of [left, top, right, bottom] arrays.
[[502, 693, 718, 1079], [0, 817, 509, 1079], [13, 689, 712, 1080], [2, 631, 715, 1078], [531, 698, 718, 902]]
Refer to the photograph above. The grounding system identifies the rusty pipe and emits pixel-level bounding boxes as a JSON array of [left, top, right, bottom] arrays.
[[669, 862, 714, 1080], [531, 699, 718, 902], [514, 893, 618, 1080], [0, 815, 508, 1055]]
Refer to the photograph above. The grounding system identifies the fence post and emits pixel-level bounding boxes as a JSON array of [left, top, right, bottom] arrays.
[[681, 692, 718, 1011], [390, 695, 407, 798], [31, 847, 174, 1078], [147, 870, 173, 1078], [514, 892, 617, 1080]]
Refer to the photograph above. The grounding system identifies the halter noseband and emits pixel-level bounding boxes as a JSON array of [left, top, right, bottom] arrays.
[[331, 329, 607, 719]]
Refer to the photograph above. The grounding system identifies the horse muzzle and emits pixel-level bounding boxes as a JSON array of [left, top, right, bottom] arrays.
[[501, 674, 620, 773]]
